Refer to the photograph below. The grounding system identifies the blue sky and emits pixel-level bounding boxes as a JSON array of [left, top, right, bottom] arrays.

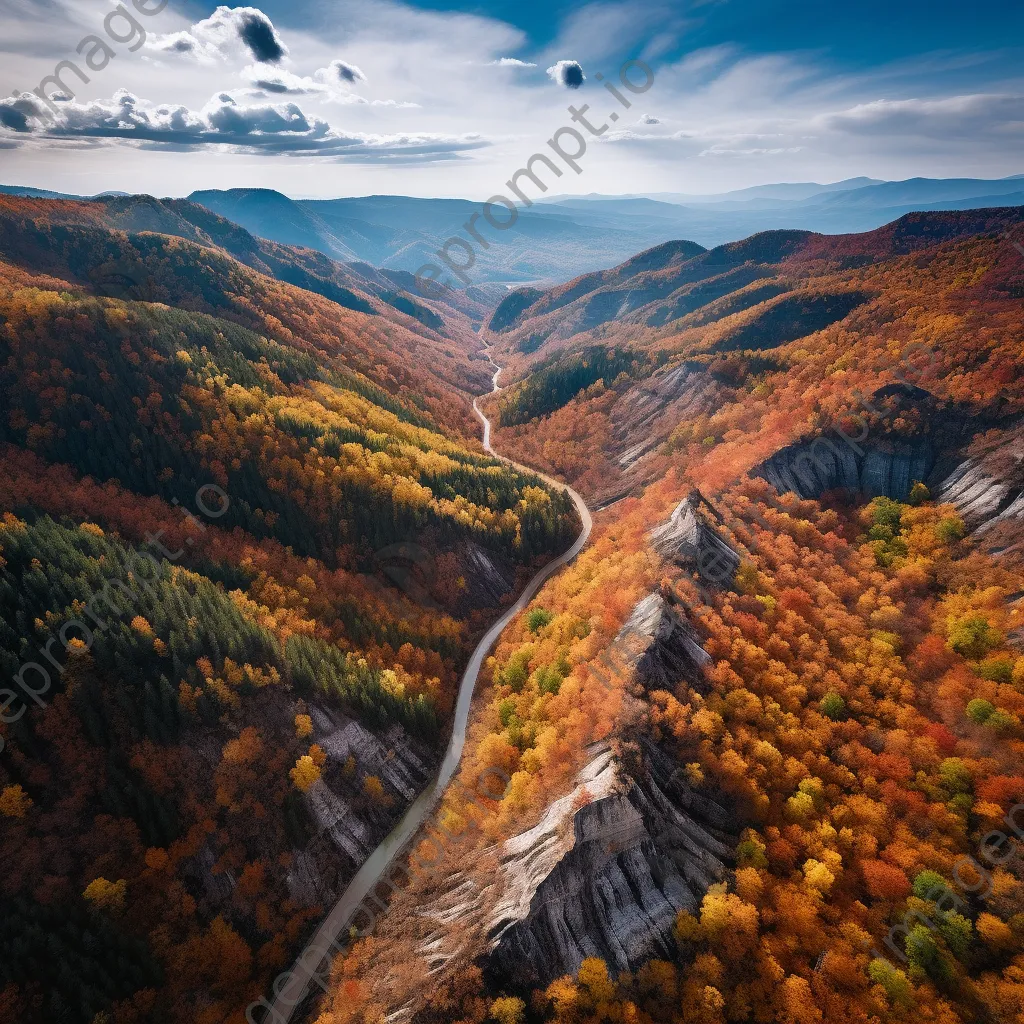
[[0, 0, 1020, 197], [395, 0, 1023, 66]]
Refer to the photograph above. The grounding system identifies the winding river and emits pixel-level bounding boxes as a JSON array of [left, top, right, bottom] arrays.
[[263, 354, 593, 1023]]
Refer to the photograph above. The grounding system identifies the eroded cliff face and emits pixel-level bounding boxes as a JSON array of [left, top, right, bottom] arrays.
[[744, 383, 974, 504], [650, 491, 741, 591], [749, 394, 1024, 567], [611, 364, 726, 475], [616, 592, 714, 695], [479, 510, 740, 989], [755, 437, 936, 502], [486, 740, 737, 989], [288, 706, 437, 907], [936, 422, 1024, 567]]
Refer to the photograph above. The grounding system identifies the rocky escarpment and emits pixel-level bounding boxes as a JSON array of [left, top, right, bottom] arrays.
[[650, 490, 741, 590], [486, 740, 737, 989], [287, 706, 437, 906], [935, 421, 1024, 564], [393, 577, 735, 1009], [755, 436, 936, 502], [615, 592, 714, 695], [611, 363, 728, 473], [752, 385, 985, 503], [481, 563, 738, 991]]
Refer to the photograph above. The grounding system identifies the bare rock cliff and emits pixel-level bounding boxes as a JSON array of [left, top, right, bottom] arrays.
[[486, 739, 737, 989], [287, 706, 436, 907], [649, 490, 740, 590]]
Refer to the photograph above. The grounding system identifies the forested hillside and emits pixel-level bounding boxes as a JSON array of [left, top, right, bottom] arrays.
[[487, 208, 1024, 500], [0, 197, 579, 1024], [307, 208, 1024, 1024]]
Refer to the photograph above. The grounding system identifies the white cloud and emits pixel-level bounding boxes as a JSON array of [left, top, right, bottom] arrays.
[[814, 93, 1024, 137], [0, 87, 484, 162], [486, 58, 537, 68], [148, 6, 288, 65], [241, 64, 327, 96]]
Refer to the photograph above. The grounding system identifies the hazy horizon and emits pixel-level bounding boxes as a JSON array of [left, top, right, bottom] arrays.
[[4, 171, 1024, 205]]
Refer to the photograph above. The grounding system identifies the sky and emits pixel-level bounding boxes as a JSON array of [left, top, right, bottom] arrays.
[[0, 0, 1021, 199]]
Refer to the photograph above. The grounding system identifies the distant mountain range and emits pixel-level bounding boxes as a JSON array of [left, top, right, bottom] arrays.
[[486, 206, 1021, 349], [1, 175, 1021, 286]]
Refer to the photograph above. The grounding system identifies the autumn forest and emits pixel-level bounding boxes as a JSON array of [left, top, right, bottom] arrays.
[[1, 185, 1024, 1024]]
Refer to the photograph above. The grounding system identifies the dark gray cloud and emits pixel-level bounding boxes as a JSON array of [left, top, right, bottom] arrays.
[[237, 9, 287, 64], [0, 106, 29, 133], [330, 60, 366, 85], [242, 65, 324, 95], [254, 79, 292, 94], [0, 93, 54, 133], [546, 60, 585, 89], [241, 61, 368, 97], [147, 7, 288, 64], [167, 37, 197, 53]]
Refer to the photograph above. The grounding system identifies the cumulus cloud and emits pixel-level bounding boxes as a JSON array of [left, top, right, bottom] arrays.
[[0, 88, 482, 162], [242, 64, 325, 96], [487, 58, 537, 68], [148, 6, 288, 64], [638, 114, 661, 125], [0, 93, 53, 133], [237, 60, 392, 106], [321, 60, 367, 85], [546, 60, 585, 89]]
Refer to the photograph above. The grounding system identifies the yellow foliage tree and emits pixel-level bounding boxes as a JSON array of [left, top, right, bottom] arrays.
[[83, 877, 127, 914], [363, 775, 386, 803], [290, 755, 321, 792], [0, 784, 32, 818], [490, 995, 526, 1024]]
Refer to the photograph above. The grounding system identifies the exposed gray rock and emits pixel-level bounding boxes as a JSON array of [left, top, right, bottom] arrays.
[[650, 490, 740, 588], [937, 460, 1015, 529], [610, 363, 726, 471], [616, 593, 713, 694], [184, 843, 236, 909], [400, 589, 732, 1006], [755, 436, 934, 501], [285, 705, 437, 906], [460, 541, 516, 609], [934, 423, 1024, 565], [487, 740, 737, 988], [311, 708, 432, 802]]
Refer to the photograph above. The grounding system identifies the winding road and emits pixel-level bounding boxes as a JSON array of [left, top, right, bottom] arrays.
[[260, 353, 593, 1024]]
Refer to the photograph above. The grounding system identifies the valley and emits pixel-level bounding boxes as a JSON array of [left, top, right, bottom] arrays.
[[1, 192, 1023, 1024], [3, 0, 1022, 1020]]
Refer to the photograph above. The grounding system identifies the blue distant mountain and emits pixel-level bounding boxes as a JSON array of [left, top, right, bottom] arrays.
[[181, 176, 1024, 285]]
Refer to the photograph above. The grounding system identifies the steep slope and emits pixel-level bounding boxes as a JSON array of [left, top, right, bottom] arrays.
[[0, 197, 581, 1024], [0, 195, 492, 436], [301, 208, 1024, 1024], [486, 208, 1024, 502]]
